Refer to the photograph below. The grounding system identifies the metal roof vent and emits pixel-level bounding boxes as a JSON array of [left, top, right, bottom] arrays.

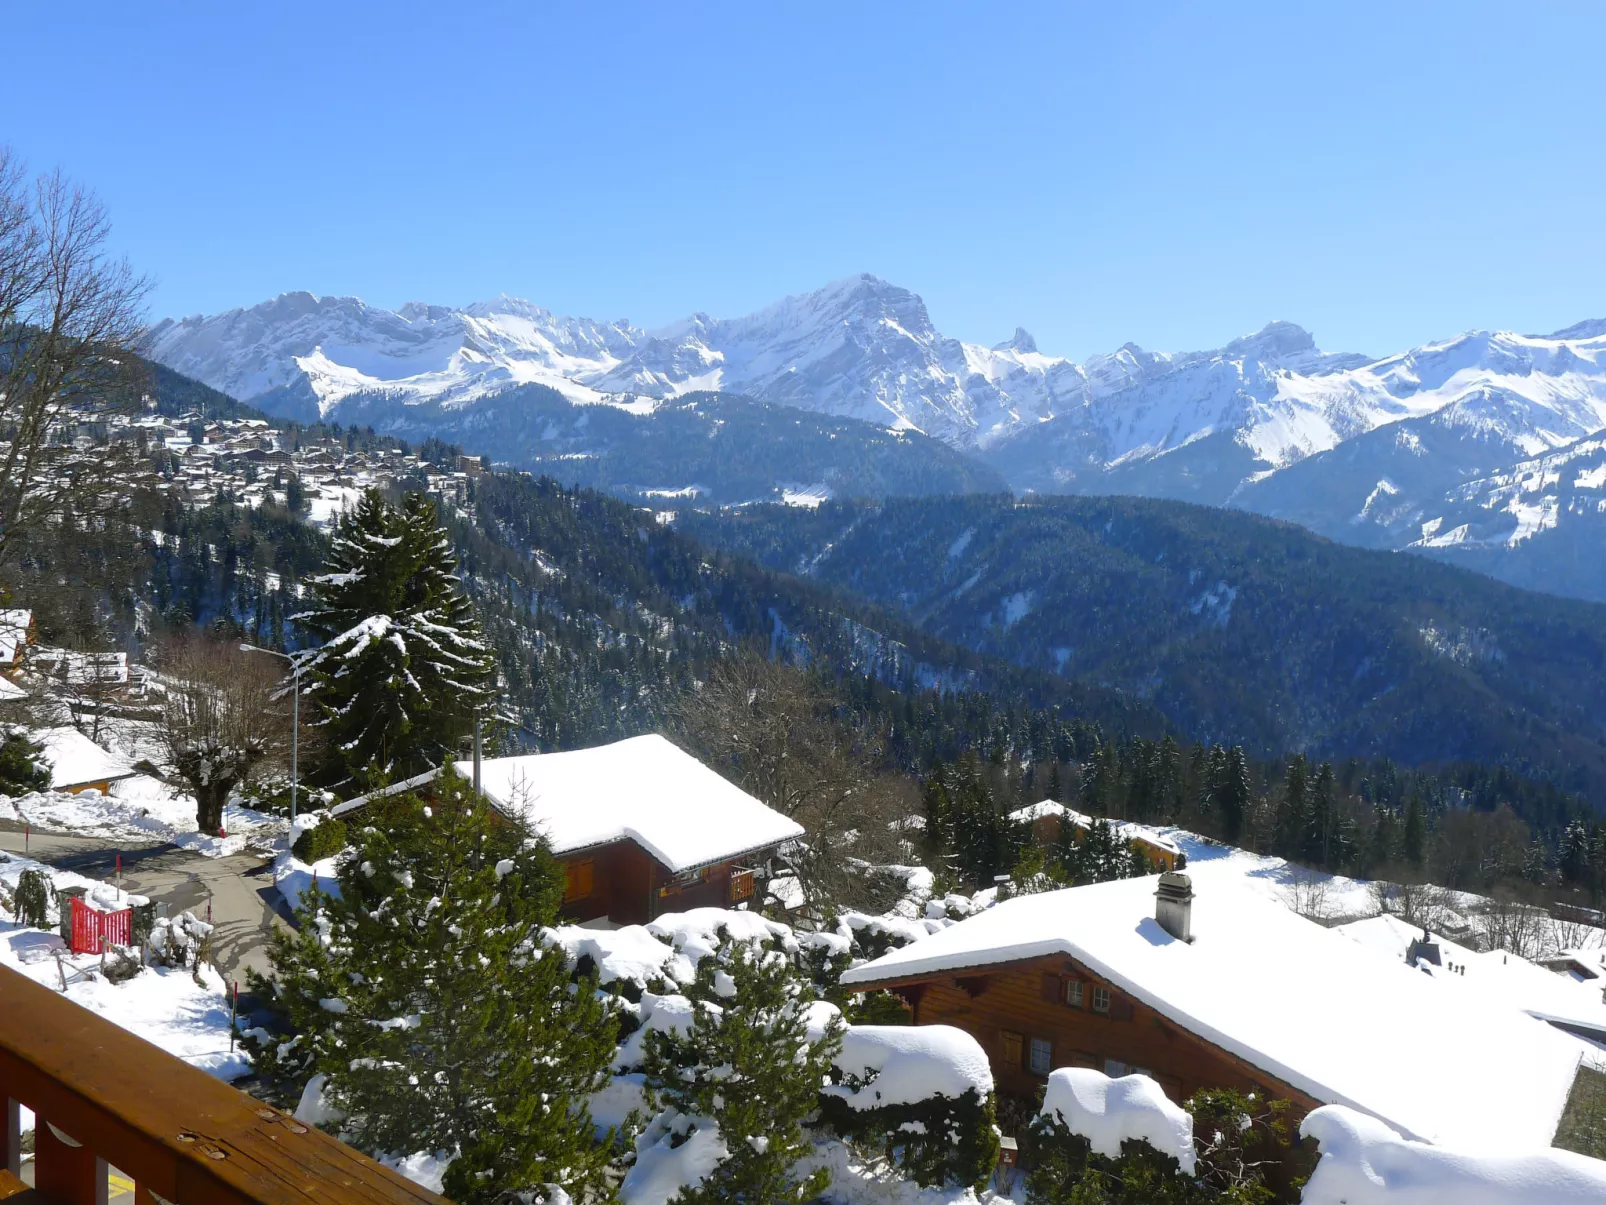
[[1155, 871, 1194, 943]]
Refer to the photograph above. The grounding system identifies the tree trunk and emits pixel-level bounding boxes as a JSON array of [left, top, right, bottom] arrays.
[[195, 782, 229, 834]]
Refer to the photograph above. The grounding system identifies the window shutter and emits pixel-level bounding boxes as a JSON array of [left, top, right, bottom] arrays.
[[1040, 972, 1060, 1002], [1111, 991, 1134, 1021]]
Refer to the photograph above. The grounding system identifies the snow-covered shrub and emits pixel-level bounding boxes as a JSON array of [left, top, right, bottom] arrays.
[[1023, 1070, 1296, 1205], [1301, 1104, 1606, 1204], [147, 910, 214, 970], [13, 867, 52, 928], [1041, 1069, 1196, 1174], [817, 1024, 999, 1189], [290, 812, 348, 863]]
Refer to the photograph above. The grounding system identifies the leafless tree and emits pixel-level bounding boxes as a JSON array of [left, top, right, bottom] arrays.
[[160, 637, 286, 833], [670, 649, 914, 913], [1473, 890, 1557, 961], [1280, 867, 1333, 924], [1371, 877, 1452, 933], [0, 147, 151, 567], [1553, 918, 1606, 953]]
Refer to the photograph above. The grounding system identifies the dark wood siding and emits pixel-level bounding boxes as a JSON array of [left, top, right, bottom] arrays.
[[557, 845, 751, 926], [890, 955, 1322, 1117]]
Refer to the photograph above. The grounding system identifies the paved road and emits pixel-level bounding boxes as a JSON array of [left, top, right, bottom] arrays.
[[0, 821, 291, 985]]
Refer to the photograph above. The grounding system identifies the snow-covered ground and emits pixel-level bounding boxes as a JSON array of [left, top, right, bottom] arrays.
[[0, 851, 247, 1080], [0, 782, 282, 855]]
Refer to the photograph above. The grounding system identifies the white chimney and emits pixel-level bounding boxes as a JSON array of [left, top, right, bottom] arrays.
[[1155, 871, 1194, 943]]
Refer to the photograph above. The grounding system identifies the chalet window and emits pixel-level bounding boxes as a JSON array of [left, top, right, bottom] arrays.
[[1029, 1037, 1053, 1076], [1104, 1058, 1129, 1078], [1064, 979, 1084, 1009], [1091, 985, 1110, 1014], [1001, 1030, 1024, 1069], [563, 858, 594, 903]]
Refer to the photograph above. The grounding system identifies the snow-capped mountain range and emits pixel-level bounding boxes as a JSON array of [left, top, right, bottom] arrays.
[[145, 276, 1606, 601]]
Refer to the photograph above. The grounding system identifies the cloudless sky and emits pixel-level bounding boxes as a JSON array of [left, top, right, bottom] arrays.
[[4, 2, 1603, 360]]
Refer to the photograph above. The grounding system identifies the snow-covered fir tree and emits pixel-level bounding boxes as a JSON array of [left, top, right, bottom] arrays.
[[294, 489, 493, 789], [639, 932, 843, 1205], [244, 771, 618, 1204]]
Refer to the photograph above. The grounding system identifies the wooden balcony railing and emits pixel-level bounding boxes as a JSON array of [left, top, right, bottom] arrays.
[[0, 964, 449, 1204]]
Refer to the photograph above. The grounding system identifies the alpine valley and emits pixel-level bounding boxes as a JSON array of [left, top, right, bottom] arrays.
[[146, 278, 1606, 601]]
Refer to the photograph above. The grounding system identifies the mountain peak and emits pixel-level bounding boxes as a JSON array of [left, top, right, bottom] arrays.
[[994, 327, 1038, 354], [1223, 320, 1317, 362]]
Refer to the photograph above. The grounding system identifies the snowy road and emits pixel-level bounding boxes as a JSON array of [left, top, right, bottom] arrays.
[[0, 821, 290, 985]]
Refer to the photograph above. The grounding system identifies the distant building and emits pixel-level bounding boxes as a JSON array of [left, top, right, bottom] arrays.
[[34, 726, 139, 795], [335, 734, 803, 927], [1008, 800, 1181, 872], [0, 610, 35, 677]]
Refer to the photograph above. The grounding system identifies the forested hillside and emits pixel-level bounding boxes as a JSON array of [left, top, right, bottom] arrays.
[[319, 384, 1004, 506], [679, 495, 1606, 805]]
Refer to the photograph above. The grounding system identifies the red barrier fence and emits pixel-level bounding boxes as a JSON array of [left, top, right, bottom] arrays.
[[67, 897, 132, 955]]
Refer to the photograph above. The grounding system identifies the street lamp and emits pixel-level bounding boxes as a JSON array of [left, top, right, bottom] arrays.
[[240, 643, 301, 825]]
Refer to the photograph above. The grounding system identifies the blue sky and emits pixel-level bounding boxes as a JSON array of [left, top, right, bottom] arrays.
[[5, 2, 1603, 360]]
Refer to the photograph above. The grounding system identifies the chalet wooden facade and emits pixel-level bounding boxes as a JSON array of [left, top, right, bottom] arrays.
[[871, 952, 1320, 1113], [555, 838, 758, 927]]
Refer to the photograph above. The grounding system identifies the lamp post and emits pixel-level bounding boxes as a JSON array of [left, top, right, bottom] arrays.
[[240, 643, 300, 825]]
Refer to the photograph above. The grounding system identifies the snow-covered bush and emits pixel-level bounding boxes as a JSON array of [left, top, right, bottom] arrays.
[[1024, 1069, 1292, 1205], [290, 812, 348, 863], [817, 1024, 999, 1189], [147, 910, 214, 970], [12, 867, 52, 928], [1301, 1105, 1606, 1204]]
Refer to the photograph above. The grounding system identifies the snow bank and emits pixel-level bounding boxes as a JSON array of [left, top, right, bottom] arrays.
[[620, 1112, 728, 1205], [824, 1025, 992, 1110], [1301, 1105, 1606, 1204], [1040, 1068, 1195, 1175]]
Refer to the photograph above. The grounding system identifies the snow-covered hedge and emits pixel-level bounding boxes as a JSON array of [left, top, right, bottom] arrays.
[[817, 1024, 999, 1189], [1040, 1067, 1195, 1175], [1301, 1105, 1606, 1204]]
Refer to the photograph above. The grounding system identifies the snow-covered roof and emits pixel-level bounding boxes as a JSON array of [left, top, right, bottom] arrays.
[[1338, 913, 1606, 1041], [451, 734, 804, 873], [840, 873, 1588, 1150], [1006, 799, 1182, 856], [34, 726, 138, 790]]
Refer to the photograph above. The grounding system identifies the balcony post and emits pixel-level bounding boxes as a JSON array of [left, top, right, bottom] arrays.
[[4, 1097, 18, 1176], [35, 1117, 108, 1205]]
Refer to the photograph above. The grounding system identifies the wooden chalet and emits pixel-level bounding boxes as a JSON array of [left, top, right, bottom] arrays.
[[1009, 800, 1181, 872], [842, 871, 1592, 1154], [335, 734, 803, 928]]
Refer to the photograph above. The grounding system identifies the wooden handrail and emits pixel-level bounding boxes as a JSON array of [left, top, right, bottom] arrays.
[[0, 965, 449, 1204]]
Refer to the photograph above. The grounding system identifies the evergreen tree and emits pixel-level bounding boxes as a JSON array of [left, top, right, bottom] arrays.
[[640, 932, 843, 1205], [1217, 747, 1251, 845], [1402, 792, 1426, 867], [295, 490, 493, 789], [1276, 756, 1309, 857], [244, 772, 617, 1204], [0, 729, 50, 796]]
